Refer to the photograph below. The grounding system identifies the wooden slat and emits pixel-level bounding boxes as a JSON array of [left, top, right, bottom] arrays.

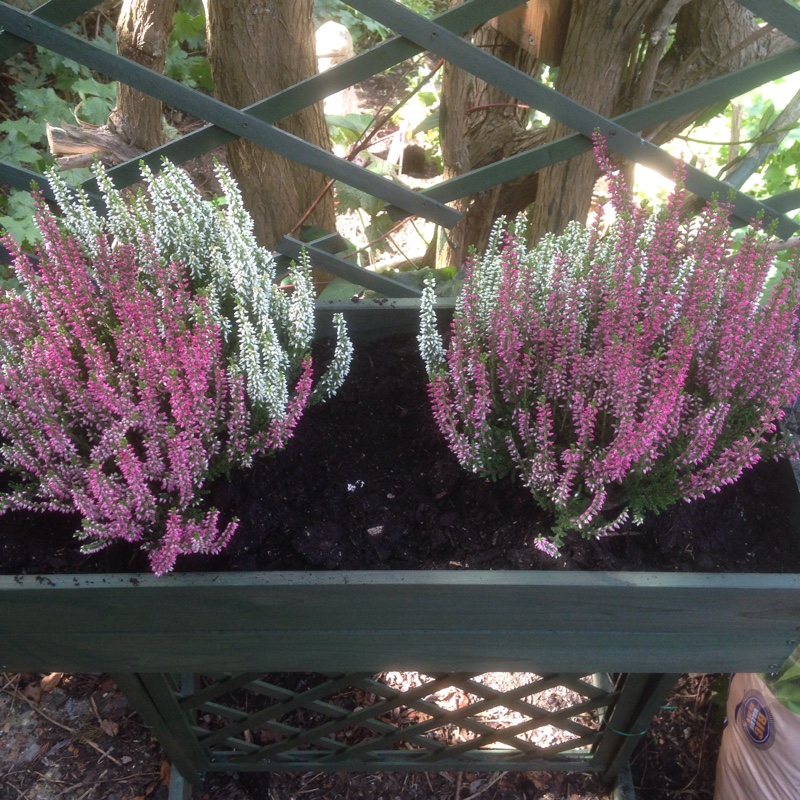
[[423, 46, 800, 211], [492, 0, 571, 65], [277, 237, 422, 298], [95, 0, 524, 191], [1, 572, 798, 673], [0, 0, 99, 62], [0, 3, 460, 228], [2, 629, 791, 674], [351, 0, 800, 238], [737, 0, 800, 44], [202, 751, 597, 774], [314, 297, 454, 340]]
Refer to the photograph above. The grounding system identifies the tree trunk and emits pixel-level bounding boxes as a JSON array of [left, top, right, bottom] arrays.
[[202, 0, 335, 249], [527, 0, 659, 243], [108, 0, 177, 151], [438, 7, 542, 269]]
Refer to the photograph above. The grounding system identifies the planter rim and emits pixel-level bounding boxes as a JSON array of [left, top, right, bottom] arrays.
[[3, 568, 800, 589]]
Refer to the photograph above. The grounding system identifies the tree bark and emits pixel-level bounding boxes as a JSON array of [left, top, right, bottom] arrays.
[[438, 10, 542, 269], [108, 0, 177, 151], [527, 0, 659, 243], [202, 0, 335, 249]]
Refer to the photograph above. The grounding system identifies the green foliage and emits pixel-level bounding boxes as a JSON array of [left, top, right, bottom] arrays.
[[315, 0, 446, 48], [335, 152, 397, 218], [327, 112, 375, 149], [0, 190, 40, 251], [166, 6, 213, 92], [0, 30, 118, 247], [314, 0, 390, 48], [0, 3, 215, 248]]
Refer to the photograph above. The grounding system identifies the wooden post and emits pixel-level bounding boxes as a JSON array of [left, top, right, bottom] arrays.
[[492, 0, 571, 66]]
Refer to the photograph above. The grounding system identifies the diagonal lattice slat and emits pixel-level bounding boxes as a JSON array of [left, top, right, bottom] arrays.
[[347, 0, 800, 238], [175, 670, 617, 771]]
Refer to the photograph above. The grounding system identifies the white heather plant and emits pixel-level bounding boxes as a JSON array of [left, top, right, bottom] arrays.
[[47, 159, 353, 437], [419, 137, 800, 550]]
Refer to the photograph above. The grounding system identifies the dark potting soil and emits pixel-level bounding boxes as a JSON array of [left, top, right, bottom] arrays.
[[1, 334, 799, 576]]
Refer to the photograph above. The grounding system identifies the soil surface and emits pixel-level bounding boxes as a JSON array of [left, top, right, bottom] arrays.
[[2, 334, 799, 800], [2, 334, 799, 577]]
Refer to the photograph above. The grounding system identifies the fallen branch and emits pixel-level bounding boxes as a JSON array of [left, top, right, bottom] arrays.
[[46, 121, 143, 170]]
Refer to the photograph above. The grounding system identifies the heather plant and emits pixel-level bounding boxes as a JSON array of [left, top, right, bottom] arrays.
[[46, 159, 353, 435], [0, 159, 355, 574], [0, 198, 251, 574], [419, 138, 800, 548]]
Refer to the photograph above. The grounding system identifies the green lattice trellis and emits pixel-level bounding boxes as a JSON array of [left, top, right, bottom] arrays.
[[111, 670, 678, 783]]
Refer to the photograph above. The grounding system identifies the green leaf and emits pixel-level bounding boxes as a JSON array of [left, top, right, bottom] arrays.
[[326, 112, 373, 135], [0, 190, 42, 249], [76, 95, 114, 125], [365, 212, 395, 255], [0, 140, 42, 166], [413, 108, 440, 134], [0, 117, 46, 145], [757, 101, 777, 133], [318, 277, 363, 300], [71, 77, 115, 100], [13, 86, 73, 124], [172, 10, 207, 50], [334, 181, 385, 217]]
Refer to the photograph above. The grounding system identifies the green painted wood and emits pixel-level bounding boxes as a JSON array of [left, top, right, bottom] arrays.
[[0, 3, 460, 228], [111, 673, 205, 784], [423, 46, 800, 214], [595, 673, 680, 782], [277, 237, 422, 298], [1, 572, 798, 673], [314, 297, 453, 340], [767, 187, 800, 213], [0, 161, 56, 200], [0, 0, 98, 62], [95, 0, 524, 191], [138, 673, 210, 775], [3, 628, 791, 674], [351, 0, 800, 238], [202, 750, 598, 774], [737, 0, 800, 44]]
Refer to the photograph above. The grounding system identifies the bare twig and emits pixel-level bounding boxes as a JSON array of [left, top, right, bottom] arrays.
[[461, 772, 509, 800]]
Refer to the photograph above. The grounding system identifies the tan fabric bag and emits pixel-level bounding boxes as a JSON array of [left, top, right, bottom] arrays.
[[714, 669, 800, 800]]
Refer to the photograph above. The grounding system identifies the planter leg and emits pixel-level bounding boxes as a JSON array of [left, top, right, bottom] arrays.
[[612, 761, 636, 800], [169, 763, 193, 800], [112, 673, 206, 785], [595, 672, 680, 784]]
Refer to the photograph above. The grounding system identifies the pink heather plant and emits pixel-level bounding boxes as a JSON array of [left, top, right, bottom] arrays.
[[0, 196, 283, 574], [419, 136, 800, 547]]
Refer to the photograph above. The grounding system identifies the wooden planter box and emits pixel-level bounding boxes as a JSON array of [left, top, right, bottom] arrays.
[[3, 570, 800, 676], [1, 304, 799, 789]]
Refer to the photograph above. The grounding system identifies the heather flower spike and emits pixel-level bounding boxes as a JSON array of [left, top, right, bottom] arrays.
[[0, 209, 242, 574], [0, 161, 352, 574], [419, 134, 800, 546], [47, 159, 353, 431]]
